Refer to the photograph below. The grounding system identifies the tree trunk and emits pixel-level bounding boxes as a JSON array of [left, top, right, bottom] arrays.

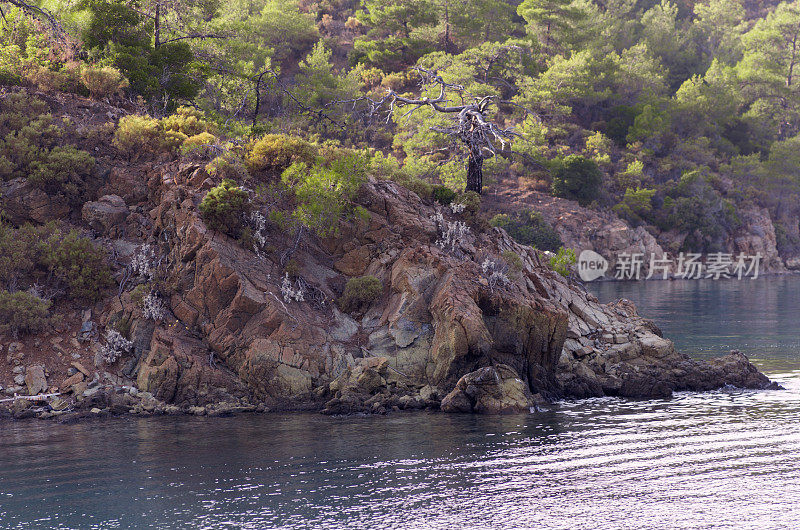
[[253, 70, 267, 126], [466, 152, 483, 194], [154, 2, 161, 48], [443, 0, 456, 55]]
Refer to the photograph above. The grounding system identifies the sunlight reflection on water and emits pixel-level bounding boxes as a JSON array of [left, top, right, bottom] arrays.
[[0, 278, 799, 529]]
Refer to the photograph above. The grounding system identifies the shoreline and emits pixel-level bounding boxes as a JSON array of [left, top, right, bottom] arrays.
[[1, 357, 788, 423]]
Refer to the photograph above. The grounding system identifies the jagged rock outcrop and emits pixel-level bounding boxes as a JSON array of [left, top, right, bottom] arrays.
[[82, 194, 129, 238], [730, 206, 785, 272], [122, 166, 777, 412], [556, 298, 778, 398], [1, 177, 70, 225], [145, 173, 570, 409]]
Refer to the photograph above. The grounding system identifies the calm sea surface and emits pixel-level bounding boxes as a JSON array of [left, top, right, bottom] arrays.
[[1, 278, 799, 529]]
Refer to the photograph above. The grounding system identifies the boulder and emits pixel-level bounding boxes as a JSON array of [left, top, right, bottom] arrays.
[[82, 195, 129, 237], [60, 372, 85, 391], [24, 365, 47, 395], [355, 367, 384, 394], [441, 364, 538, 414]]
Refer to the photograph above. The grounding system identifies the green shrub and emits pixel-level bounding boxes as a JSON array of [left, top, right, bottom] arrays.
[[489, 213, 511, 229], [604, 105, 638, 146], [246, 134, 317, 174], [651, 171, 741, 252], [616, 160, 644, 189], [200, 179, 251, 237], [339, 275, 383, 312], [392, 172, 433, 200], [0, 290, 53, 337], [550, 155, 602, 206], [489, 209, 562, 252], [549, 247, 576, 278], [0, 92, 43, 120], [129, 283, 149, 305], [161, 106, 212, 137], [432, 185, 457, 205], [181, 131, 216, 157], [502, 250, 524, 272], [0, 68, 22, 86], [80, 65, 129, 99], [113, 115, 169, 156], [0, 222, 32, 287], [456, 191, 481, 217], [112, 111, 202, 157], [40, 229, 113, 302], [0, 95, 94, 199], [281, 153, 368, 237], [354, 205, 371, 224], [28, 146, 95, 203], [612, 187, 655, 225], [284, 259, 301, 277], [268, 209, 291, 231], [0, 93, 50, 136], [0, 96, 64, 181], [206, 154, 249, 181]]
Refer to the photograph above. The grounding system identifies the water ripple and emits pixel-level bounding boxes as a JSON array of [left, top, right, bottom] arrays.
[[0, 375, 798, 529]]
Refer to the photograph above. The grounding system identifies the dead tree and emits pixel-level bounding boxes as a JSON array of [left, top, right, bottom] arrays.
[[365, 67, 519, 194]]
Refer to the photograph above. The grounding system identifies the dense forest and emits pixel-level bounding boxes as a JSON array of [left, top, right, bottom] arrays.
[[3, 0, 800, 261]]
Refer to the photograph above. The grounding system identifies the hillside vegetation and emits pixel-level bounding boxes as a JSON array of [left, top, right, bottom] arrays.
[[1, 0, 800, 325], [0, 0, 787, 416]]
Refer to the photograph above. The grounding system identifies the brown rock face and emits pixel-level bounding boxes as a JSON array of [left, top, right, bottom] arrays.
[[118, 169, 777, 413], [441, 364, 542, 414], [82, 195, 129, 237], [731, 206, 785, 272], [2, 178, 70, 224], [137, 328, 247, 405]]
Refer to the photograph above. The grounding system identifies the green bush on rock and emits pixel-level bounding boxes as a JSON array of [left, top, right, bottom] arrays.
[[432, 185, 457, 205], [549, 247, 576, 278], [489, 209, 562, 252], [0, 290, 53, 338], [339, 276, 383, 313], [200, 179, 251, 237], [281, 153, 368, 237], [246, 134, 318, 175], [550, 155, 602, 206], [40, 228, 114, 302]]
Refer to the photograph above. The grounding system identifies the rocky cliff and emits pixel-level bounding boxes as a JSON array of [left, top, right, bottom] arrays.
[[0, 91, 780, 419], [64, 162, 774, 416]]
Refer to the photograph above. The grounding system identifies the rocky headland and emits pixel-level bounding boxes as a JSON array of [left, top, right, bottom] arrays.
[[0, 90, 781, 421]]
